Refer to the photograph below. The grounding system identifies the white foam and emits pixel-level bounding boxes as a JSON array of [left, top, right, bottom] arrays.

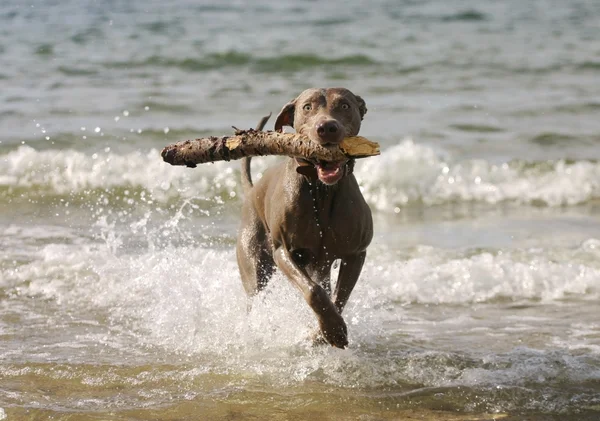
[[2, 144, 600, 209], [0, 145, 267, 202], [5, 231, 599, 351], [362, 247, 600, 305], [355, 139, 600, 210]]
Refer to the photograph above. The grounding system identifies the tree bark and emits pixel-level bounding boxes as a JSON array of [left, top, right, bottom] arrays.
[[161, 129, 380, 168]]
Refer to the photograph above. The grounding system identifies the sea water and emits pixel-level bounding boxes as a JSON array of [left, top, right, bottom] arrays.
[[1, 0, 600, 419]]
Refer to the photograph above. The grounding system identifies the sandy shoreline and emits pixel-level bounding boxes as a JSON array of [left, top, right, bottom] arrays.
[[7, 404, 600, 421]]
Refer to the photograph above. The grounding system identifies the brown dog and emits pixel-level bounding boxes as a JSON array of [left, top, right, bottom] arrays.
[[236, 88, 373, 348]]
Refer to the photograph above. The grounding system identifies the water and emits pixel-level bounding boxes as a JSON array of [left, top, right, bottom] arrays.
[[1, 0, 600, 419]]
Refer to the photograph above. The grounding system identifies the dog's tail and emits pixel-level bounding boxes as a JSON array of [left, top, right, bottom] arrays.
[[241, 113, 271, 193]]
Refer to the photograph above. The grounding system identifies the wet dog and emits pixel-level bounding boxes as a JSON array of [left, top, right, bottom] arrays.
[[236, 88, 372, 348]]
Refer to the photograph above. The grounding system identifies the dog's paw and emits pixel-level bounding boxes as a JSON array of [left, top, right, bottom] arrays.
[[318, 316, 348, 349]]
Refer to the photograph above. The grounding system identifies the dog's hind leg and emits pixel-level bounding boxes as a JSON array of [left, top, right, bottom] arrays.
[[236, 204, 274, 306]]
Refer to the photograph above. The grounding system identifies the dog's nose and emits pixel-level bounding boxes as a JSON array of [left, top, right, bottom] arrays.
[[316, 120, 343, 144]]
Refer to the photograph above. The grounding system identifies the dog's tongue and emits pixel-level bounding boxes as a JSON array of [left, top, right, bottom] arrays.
[[316, 162, 343, 184]]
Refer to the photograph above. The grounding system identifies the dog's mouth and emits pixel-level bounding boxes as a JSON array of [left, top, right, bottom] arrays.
[[316, 161, 345, 185]]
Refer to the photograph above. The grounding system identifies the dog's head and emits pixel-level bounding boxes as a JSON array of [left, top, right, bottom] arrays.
[[274, 88, 367, 185]]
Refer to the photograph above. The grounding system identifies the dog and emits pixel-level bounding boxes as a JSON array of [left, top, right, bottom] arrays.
[[236, 88, 373, 348]]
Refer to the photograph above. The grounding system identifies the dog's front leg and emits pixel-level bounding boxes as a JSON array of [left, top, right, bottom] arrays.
[[332, 251, 367, 315], [273, 246, 348, 348]]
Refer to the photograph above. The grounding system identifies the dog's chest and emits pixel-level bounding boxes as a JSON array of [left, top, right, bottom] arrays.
[[280, 185, 371, 257]]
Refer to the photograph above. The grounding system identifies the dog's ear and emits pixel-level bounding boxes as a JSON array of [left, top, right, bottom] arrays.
[[274, 99, 296, 132], [355, 95, 367, 120]]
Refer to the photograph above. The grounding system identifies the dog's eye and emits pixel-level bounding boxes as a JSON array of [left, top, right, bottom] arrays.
[[341, 103, 350, 110], [303, 104, 312, 111]]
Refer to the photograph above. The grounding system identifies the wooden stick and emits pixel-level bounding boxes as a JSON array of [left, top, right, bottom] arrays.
[[161, 129, 380, 168]]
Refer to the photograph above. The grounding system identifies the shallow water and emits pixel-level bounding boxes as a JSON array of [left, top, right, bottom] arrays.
[[1, 0, 600, 419]]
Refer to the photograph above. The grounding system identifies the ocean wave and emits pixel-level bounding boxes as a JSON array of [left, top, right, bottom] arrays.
[[2, 143, 600, 210], [105, 51, 377, 73], [356, 139, 600, 210], [0, 145, 246, 205], [441, 10, 488, 22], [529, 132, 587, 146], [365, 240, 600, 305], [577, 61, 600, 71], [449, 123, 504, 133], [57, 66, 99, 76], [4, 236, 599, 332]]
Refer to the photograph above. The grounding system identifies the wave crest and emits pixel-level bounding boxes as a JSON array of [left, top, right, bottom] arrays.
[[2, 143, 600, 210], [357, 139, 600, 210]]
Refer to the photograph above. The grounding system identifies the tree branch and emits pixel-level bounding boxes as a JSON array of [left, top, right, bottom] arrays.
[[161, 129, 380, 168]]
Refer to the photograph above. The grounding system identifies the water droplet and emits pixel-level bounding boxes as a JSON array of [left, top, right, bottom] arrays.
[[123, 110, 129, 116], [94, 127, 101, 133], [80, 126, 86, 131], [144, 106, 150, 111], [114, 116, 120, 122], [163, 127, 170, 134]]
